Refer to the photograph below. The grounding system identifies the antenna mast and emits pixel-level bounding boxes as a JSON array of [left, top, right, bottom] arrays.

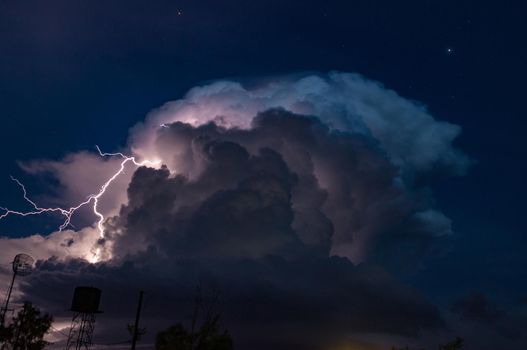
[[0, 253, 34, 326]]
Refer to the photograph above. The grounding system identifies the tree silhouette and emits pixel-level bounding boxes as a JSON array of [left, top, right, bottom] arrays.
[[156, 324, 191, 350], [439, 337, 463, 350], [390, 337, 463, 350], [0, 325, 12, 346], [126, 323, 147, 342], [156, 286, 233, 350], [3, 302, 53, 350], [156, 321, 232, 350]]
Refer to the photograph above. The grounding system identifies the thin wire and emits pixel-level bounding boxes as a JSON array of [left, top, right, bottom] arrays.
[[52, 325, 132, 346], [50, 325, 70, 339], [93, 340, 131, 346]]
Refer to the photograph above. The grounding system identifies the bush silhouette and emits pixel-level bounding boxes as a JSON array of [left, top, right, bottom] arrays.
[[1, 302, 53, 350], [156, 286, 233, 350], [390, 337, 463, 350], [156, 321, 232, 350]]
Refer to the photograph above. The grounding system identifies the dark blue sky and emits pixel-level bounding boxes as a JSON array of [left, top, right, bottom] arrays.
[[1, 0, 526, 344]]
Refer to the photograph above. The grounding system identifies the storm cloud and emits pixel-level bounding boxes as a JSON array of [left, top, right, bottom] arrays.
[[1, 72, 474, 349], [115, 107, 461, 268]]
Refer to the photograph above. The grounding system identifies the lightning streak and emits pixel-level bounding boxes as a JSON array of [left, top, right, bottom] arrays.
[[0, 147, 159, 262]]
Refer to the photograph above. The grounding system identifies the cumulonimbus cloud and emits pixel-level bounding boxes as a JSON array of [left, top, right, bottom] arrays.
[[119, 72, 470, 266], [0, 72, 475, 349], [6, 72, 469, 264]]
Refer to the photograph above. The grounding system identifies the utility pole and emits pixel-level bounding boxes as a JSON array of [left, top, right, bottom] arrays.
[[0, 272, 16, 326], [131, 291, 144, 350]]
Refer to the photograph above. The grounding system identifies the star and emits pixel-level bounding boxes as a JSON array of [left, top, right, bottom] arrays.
[[446, 47, 455, 55]]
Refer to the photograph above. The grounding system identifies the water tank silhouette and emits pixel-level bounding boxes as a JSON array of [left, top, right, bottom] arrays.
[[70, 287, 102, 313]]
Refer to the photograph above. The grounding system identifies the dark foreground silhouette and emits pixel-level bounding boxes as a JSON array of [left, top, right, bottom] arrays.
[[156, 287, 233, 350], [392, 337, 463, 350], [0, 302, 53, 350], [0, 297, 464, 350]]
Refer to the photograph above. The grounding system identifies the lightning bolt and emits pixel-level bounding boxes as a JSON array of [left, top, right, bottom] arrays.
[[0, 146, 159, 263]]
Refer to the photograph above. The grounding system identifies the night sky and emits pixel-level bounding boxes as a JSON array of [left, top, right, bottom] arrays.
[[1, 1, 526, 349]]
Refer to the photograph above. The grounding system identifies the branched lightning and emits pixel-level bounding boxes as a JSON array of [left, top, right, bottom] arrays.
[[0, 146, 159, 262]]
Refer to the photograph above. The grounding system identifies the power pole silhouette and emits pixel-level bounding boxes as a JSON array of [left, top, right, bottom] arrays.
[[131, 290, 144, 350]]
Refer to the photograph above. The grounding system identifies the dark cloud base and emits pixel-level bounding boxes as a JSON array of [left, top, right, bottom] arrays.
[[21, 109, 459, 349], [25, 255, 443, 349]]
